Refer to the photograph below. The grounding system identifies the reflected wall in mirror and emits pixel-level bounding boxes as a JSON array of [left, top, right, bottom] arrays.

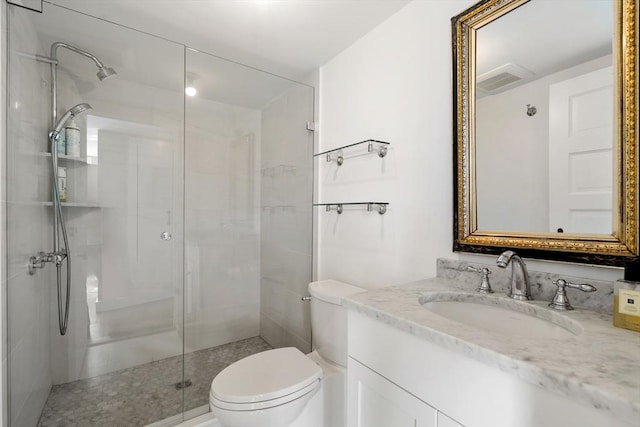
[[452, 0, 638, 265]]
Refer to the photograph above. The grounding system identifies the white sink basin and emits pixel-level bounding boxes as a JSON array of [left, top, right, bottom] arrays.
[[420, 293, 582, 339]]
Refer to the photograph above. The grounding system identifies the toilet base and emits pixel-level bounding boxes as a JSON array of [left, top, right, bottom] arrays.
[[307, 350, 346, 427], [287, 383, 323, 427]]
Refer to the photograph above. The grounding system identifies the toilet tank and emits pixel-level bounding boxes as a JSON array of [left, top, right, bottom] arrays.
[[309, 280, 364, 367]]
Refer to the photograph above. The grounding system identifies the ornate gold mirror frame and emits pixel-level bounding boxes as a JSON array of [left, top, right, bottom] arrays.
[[452, 0, 638, 266]]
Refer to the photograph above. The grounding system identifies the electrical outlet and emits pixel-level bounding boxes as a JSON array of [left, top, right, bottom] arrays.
[[618, 288, 640, 316]]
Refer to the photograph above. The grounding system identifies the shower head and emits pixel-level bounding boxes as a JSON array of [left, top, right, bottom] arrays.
[[51, 103, 92, 138], [51, 42, 118, 82], [97, 66, 117, 81], [68, 102, 92, 116]]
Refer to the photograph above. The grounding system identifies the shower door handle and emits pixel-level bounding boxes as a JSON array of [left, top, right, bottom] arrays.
[[160, 231, 172, 241]]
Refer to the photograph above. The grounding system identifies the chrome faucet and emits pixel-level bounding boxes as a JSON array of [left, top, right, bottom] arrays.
[[496, 250, 532, 301]]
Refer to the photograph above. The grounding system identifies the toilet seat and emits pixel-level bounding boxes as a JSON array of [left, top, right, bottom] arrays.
[[210, 347, 322, 411], [210, 378, 320, 411]]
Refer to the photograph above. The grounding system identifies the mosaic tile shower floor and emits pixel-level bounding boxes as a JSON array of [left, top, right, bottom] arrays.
[[37, 337, 272, 427]]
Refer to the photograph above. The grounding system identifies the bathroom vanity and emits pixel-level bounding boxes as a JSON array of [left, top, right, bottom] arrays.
[[344, 270, 640, 427]]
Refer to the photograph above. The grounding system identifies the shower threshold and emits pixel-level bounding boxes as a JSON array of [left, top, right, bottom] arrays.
[[145, 404, 212, 427]]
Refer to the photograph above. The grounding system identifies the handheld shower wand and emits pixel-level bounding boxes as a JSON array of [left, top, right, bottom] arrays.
[[30, 41, 117, 336], [32, 103, 94, 334], [50, 103, 92, 336], [50, 103, 92, 139]]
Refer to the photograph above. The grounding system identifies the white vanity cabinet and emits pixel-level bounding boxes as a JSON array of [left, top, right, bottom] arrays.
[[347, 309, 636, 427], [348, 356, 464, 427]]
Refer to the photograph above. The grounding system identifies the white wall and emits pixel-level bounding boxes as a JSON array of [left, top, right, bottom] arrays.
[[317, 0, 624, 289], [476, 80, 550, 232], [318, 0, 474, 288]]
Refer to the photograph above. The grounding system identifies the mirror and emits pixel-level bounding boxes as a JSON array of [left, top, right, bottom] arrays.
[[452, 0, 638, 265]]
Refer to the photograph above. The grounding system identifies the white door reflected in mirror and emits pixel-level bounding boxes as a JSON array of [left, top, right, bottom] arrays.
[[548, 67, 613, 235]]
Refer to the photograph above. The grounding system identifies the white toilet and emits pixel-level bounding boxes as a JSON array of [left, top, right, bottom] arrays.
[[209, 280, 364, 427]]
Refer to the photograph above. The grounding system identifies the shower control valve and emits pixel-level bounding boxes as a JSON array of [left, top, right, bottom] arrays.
[[28, 250, 67, 275]]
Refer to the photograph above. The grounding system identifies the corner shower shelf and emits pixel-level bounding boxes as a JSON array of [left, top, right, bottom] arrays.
[[314, 202, 389, 215], [42, 201, 100, 208], [314, 139, 390, 166], [59, 202, 100, 208], [10, 201, 100, 208], [35, 152, 88, 163]]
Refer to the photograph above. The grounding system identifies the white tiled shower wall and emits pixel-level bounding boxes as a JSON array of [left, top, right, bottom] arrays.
[[9, 55, 110, 427], [3, 4, 184, 422], [79, 33, 185, 368], [260, 84, 314, 352], [184, 96, 262, 351], [47, 61, 91, 388], [5, 10, 54, 427]]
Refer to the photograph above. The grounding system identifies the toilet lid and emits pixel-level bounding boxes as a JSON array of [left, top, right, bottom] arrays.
[[211, 347, 322, 404]]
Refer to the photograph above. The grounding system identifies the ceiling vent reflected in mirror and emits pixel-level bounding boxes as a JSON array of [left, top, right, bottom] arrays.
[[477, 63, 534, 96]]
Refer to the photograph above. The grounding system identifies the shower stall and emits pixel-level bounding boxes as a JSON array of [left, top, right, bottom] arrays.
[[4, 3, 314, 426]]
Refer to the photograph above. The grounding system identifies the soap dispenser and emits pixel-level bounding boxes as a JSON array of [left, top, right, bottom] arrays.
[[614, 261, 640, 332]]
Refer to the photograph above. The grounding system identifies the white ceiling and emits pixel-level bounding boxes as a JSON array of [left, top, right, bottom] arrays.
[[28, 1, 614, 107], [49, 0, 411, 80]]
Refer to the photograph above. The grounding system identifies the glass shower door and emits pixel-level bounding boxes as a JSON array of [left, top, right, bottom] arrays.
[[6, 3, 186, 425], [181, 48, 315, 415]]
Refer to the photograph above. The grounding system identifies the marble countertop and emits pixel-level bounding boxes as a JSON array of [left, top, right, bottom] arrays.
[[344, 277, 640, 423]]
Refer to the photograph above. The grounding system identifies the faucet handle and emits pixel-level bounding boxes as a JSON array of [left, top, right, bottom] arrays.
[[549, 278, 597, 310], [467, 266, 494, 294]]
